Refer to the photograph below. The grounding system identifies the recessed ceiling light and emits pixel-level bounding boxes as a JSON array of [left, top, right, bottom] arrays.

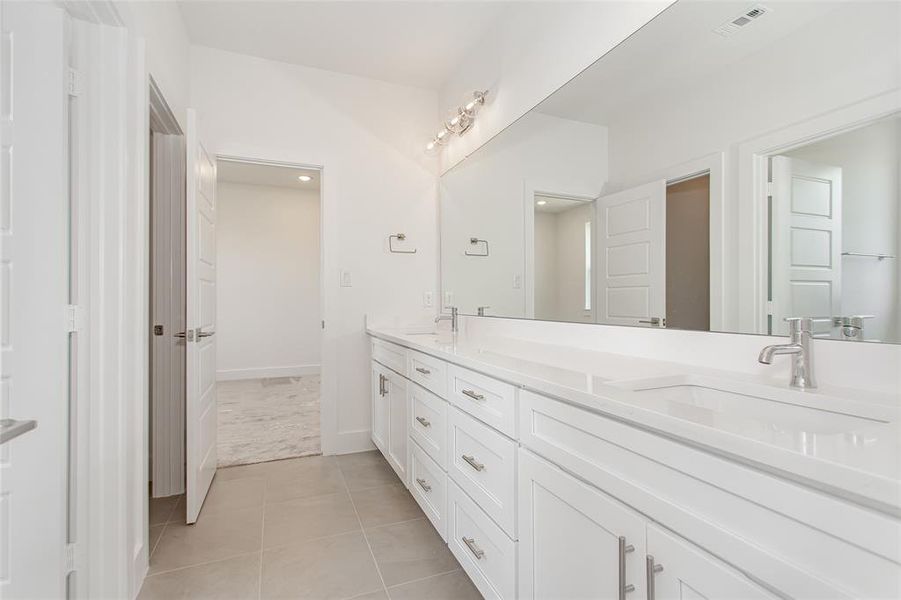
[[536, 200, 547, 206], [297, 175, 312, 182]]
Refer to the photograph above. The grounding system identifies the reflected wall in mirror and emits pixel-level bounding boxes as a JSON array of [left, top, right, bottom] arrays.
[[440, 0, 901, 343]]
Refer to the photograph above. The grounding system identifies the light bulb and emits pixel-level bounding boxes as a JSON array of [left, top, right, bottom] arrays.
[[297, 175, 312, 182], [536, 200, 547, 206]]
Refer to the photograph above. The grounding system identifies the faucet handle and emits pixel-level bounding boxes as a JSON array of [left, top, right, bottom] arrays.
[[784, 316, 830, 333]]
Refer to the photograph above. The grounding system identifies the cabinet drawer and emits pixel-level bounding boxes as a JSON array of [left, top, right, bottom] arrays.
[[371, 338, 406, 375], [408, 350, 447, 397], [447, 479, 517, 600], [408, 382, 447, 468], [409, 440, 447, 541], [447, 363, 517, 437], [447, 407, 516, 537]]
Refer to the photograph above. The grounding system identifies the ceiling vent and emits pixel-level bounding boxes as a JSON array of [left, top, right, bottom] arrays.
[[713, 4, 770, 37]]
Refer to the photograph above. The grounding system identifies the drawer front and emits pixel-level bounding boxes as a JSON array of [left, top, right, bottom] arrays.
[[408, 350, 447, 397], [408, 382, 447, 468], [447, 407, 516, 537], [371, 338, 407, 375], [447, 364, 517, 437], [447, 479, 517, 600], [409, 440, 447, 541]]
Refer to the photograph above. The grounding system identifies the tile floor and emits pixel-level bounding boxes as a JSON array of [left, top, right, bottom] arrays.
[[141, 451, 482, 600], [217, 376, 321, 467]]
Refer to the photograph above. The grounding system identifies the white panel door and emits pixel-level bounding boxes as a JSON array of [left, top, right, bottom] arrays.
[[185, 109, 218, 524], [597, 180, 666, 327], [647, 524, 778, 600], [0, 2, 69, 596], [371, 362, 388, 454], [385, 370, 407, 485], [770, 157, 842, 335], [518, 450, 647, 600]]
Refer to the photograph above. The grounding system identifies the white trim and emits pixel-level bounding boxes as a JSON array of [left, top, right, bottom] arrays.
[[216, 364, 321, 381], [522, 179, 601, 319], [737, 90, 901, 334]]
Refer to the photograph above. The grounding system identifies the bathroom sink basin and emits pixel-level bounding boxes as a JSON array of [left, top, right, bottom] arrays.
[[609, 374, 893, 436]]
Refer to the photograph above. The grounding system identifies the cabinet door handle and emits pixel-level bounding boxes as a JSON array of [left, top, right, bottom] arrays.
[[461, 389, 485, 401], [416, 477, 431, 492], [379, 374, 387, 396], [415, 366, 431, 375], [461, 454, 485, 472], [646, 555, 663, 600], [462, 537, 485, 559], [618, 536, 635, 600], [415, 416, 431, 428]]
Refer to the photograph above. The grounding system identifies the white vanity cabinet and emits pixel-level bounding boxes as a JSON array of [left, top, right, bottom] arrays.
[[370, 358, 407, 485]]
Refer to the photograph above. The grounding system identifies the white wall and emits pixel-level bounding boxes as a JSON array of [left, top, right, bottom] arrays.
[[604, 1, 901, 331], [441, 112, 607, 317], [190, 46, 439, 453], [115, 1, 191, 129], [438, 1, 671, 173], [217, 182, 321, 379], [786, 117, 901, 343]]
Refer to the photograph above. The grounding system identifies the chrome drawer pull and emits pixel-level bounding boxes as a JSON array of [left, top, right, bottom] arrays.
[[646, 555, 664, 600], [415, 367, 431, 375], [462, 537, 485, 560], [619, 536, 636, 599], [415, 416, 431, 428], [461, 454, 485, 471], [461, 389, 485, 401], [416, 477, 431, 492]]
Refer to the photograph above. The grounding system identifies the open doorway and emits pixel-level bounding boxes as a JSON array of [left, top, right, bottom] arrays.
[[215, 158, 322, 466]]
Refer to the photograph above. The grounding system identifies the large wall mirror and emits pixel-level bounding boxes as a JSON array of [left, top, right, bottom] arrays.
[[440, 0, 901, 343]]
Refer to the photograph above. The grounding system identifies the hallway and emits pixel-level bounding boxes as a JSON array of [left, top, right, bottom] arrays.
[[217, 376, 321, 467], [140, 451, 480, 599]]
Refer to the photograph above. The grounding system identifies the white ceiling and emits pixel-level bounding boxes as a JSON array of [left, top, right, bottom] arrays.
[[217, 159, 321, 191], [177, 1, 513, 90], [534, 194, 588, 214], [536, 0, 850, 125]]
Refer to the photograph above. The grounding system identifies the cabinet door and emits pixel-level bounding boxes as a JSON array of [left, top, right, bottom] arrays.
[[518, 449, 646, 600], [647, 525, 779, 600], [386, 371, 408, 485], [371, 362, 388, 455]]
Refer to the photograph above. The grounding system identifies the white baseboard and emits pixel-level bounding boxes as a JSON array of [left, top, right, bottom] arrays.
[[216, 364, 320, 381], [325, 429, 376, 456]]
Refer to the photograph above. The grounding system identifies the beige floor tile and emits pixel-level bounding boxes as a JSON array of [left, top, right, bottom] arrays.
[[150, 506, 263, 574], [149, 495, 180, 525], [347, 591, 389, 600], [265, 458, 346, 503], [336, 450, 388, 471], [340, 459, 401, 492], [387, 570, 481, 600], [263, 491, 360, 549], [148, 525, 166, 557], [201, 476, 266, 516], [168, 495, 185, 524], [366, 518, 459, 587], [138, 552, 261, 600], [350, 484, 423, 529], [261, 531, 383, 599]]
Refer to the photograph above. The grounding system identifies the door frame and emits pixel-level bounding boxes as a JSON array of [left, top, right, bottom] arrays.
[[522, 179, 600, 319], [215, 154, 331, 454], [737, 90, 901, 335]]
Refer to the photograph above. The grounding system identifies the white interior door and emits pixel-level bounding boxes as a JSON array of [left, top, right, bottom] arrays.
[[596, 180, 666, 327], [0, 2, 70, 596], [770, 156, 842, 336], [185, 109, 218, 524]]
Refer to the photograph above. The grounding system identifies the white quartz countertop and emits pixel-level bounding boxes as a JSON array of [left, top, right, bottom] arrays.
[[367, 326, 901, 515]]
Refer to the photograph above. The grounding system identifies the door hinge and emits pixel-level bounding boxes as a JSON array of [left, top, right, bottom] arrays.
[[67, 68, 82, 97], [321, 320, 325, 330], [65, 543, 78, 574], [65, 305, 83, 333], [766, 181, 774, 197], [766, 300, 774, 315]]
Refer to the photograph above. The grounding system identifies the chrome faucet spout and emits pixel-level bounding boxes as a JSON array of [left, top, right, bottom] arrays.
[[435, 306, 459, 333], [757, 317, 817, 390]]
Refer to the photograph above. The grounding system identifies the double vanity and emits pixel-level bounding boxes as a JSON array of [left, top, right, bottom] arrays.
[[367, 324, 900, 600]]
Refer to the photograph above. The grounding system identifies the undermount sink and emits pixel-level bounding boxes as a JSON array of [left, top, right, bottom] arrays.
[[608, 374, 893, 436]]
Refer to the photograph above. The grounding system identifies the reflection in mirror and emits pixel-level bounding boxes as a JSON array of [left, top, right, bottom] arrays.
[[439, 0, 901, 343]]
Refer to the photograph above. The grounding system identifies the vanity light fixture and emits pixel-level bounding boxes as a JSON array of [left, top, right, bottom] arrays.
[[426, 90, 488, 153], [297, 174, 312, 182], [536, 199, 547, 206]]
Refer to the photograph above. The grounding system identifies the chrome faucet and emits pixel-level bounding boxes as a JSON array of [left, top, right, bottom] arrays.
[[758, 317, 817, 390], [435, 306, 458, 333]]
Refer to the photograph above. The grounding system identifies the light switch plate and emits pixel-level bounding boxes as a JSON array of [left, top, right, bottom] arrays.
[[423, 291, 433, 307], [444, 291, 454, 307], [340, 270, 352, 287], [513, 274, 522, 289]]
